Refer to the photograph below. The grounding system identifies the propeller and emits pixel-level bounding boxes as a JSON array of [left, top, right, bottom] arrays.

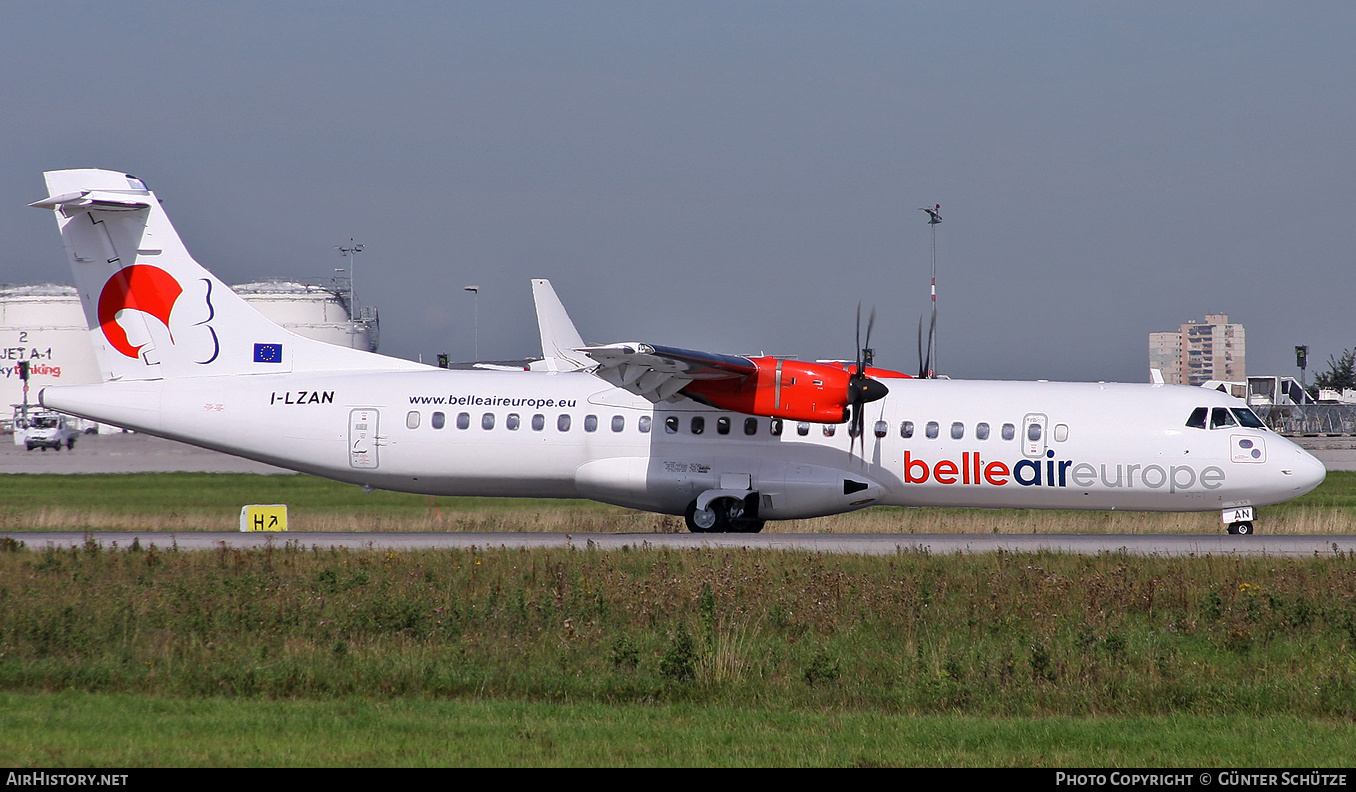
[[917, 304, 936, 379], [849, 303, 889, 455]]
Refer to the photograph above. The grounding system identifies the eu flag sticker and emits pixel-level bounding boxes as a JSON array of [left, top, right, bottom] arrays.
[[254, 343, 283, 363]]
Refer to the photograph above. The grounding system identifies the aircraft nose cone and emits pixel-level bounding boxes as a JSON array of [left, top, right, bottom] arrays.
[[1292, 447, 1327, 496]]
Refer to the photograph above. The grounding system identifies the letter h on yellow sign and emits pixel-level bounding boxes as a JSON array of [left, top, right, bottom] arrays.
[[240, 504, 288, 532]]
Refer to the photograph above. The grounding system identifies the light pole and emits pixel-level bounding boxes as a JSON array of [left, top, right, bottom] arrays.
[[918, 204, 941, 378], [335, 239, 364, 314], [464, 286, 480, 360]]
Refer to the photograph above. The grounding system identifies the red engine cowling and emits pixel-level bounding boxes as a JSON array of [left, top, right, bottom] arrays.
[[682, 357, 907, 423]]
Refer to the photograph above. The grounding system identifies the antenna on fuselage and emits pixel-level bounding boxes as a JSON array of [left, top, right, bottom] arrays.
[[917, 204, 941, 378]]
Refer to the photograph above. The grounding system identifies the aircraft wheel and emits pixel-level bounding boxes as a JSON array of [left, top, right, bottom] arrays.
[[66, 439, 75, 450], [720, 498, 761, 533], [685, 501, 719, 533], [1228, 521, 1254, 536], [734, 519, 766, 534]]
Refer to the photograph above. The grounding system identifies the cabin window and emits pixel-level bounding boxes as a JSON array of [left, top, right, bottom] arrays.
[[506, 413, 521, 431], [611, 415, 625, 432], [874, 420, 888, 439], [1002, 423, 1016, 441], [456, 412, 470, 430], [797, 422, 810, 436], [691, 416, 705, 435], [1186, 407, 1208, 429], [638, 416, 652, 433], [584, 414, 598, 432], [531, 414, 545, 431], [976, 422, 990, 440], [1210, 407, 1237, 429], [665, 416, 679, 434], [716, 417, 730, 435], [558, 414, 572, 432], [1027, 423, 1042, 442], [431, 411, 446, 429], [481, 413, 495, 430], [925, 421, 939, 439], [823, 424, 836, 437], [745, 417, 758, 436], [1054, 423, 1068, 442], [1231, 408, 1267, 429], [900, 421, 914, 439], [770, 418, 783, 436], [406, 411, 420, 429], [951, 422, 965, 440]]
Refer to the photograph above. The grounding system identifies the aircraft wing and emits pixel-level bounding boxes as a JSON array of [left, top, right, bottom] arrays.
[[581, 343, 756, 402]]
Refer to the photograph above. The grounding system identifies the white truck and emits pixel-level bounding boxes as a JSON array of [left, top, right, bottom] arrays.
[[18, 410, 78, 451]]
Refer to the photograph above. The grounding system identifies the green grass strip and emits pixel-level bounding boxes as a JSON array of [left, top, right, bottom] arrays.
[[3, 692, 1356, 767]]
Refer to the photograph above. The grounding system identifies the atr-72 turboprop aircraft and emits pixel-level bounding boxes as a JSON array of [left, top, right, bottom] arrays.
[[33, 169, 1326, 534]]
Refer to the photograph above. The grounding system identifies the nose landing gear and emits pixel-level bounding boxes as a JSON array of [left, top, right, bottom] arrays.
[[1223, 506, 1256, 536]]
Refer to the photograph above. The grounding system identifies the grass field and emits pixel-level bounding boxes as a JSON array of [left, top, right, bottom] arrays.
[[3, 540, 1356, 765], [4, 471, 1356, 766], [5, 693, 1356, 767], [1, 469, 1355, 533]]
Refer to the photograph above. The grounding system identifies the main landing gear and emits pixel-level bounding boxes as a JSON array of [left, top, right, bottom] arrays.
[[685, 495, 765, 534]]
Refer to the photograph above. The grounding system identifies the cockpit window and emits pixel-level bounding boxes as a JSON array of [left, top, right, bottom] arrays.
[[1210, 407, 1237, 429], [1186, 407, 1208, 429], [1231, 407, 1267, 429]]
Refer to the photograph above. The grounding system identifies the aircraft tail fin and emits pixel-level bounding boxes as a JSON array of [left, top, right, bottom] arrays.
[[530, 278, 591, 371], [32, 168, 424, 381]]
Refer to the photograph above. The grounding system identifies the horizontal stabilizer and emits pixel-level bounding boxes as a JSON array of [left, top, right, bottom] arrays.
[[30, 190, 152, 213]]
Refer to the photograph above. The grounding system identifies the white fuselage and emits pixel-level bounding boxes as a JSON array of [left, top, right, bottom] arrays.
[[41, 369, 1327, 521]]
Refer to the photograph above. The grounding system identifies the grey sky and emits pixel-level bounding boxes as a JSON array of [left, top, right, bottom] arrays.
[[2, 2, 1352, 382]]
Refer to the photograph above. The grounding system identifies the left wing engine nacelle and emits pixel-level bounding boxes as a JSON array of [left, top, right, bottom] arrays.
[[683, 357, 894, 424]]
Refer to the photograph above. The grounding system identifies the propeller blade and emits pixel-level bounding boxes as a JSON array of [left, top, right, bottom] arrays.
[[863, 306, 876, 370], [854, 302, 863, 374], [924, 305, 937, 378], [846, 303, 888, 456], [917, 316, 926, 379]]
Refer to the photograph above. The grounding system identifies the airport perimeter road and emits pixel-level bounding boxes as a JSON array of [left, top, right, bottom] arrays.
[[8, 531, 1356, 557]]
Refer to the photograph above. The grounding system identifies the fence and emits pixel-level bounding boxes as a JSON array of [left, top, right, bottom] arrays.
[[1254, 404, 1356, 436]]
